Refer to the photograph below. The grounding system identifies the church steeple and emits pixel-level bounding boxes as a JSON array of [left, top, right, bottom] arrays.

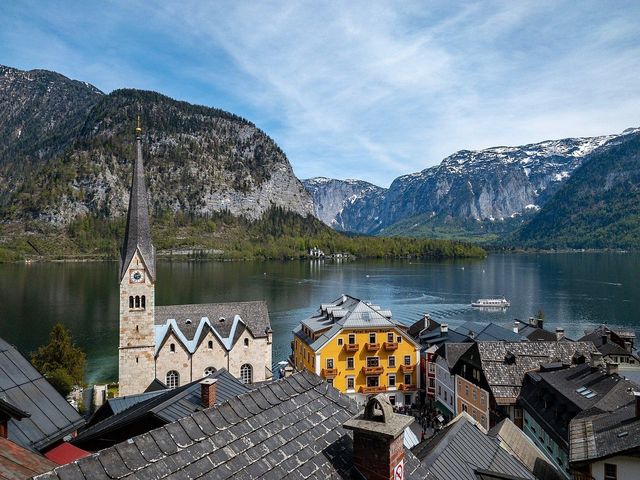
[[119, 120, 155, 282]]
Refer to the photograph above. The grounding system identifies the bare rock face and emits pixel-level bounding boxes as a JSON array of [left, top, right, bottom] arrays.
[[0, 67, 313, 224]]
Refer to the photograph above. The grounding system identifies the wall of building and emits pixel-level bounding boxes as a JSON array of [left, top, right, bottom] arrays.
[[191, 331, 229, 379], [522, 410, 571, 479], [455, 375, 490, 430], [590, 456, 640, 480], [228, 329, 272, 382], [435, 356, 455, 418], [155, 332, 192, 387]]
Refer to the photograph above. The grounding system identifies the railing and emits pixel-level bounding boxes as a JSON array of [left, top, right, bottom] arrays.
[[361, 366, 384, 375], [398, 384, 417, 391], [359, 385, 387, 394], [365, 343, 380, 351], [321, 368, 338, 378], [383, 342, 398, 351], [571, 473, 595, 480], [400, 364, 415, 373], [344, 343, 359, 352]]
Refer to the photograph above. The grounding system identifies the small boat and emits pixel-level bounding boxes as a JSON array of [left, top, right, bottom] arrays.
[[471, 297, 510, 308]]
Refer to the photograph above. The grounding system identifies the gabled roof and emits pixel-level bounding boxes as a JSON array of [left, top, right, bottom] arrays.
[[119, 134, 155, 283], [294, 294, 417, 351], [578, 325, 638, 358], [408, 315, 440, 338], [516, 323, 559, 342], [35, 371, 430, 479], [0, 437, 57, 480], [154, 301, 271, 355], [412, 413, 535, 480], [72, 369, 249, 449], [455, 321, 525, 342], [435, 342, 474, 370], [0, 337, 84, 452]]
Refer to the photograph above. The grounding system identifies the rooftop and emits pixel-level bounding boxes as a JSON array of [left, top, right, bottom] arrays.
[[0, 437, 57, 480], [455, 321, 525, 342]]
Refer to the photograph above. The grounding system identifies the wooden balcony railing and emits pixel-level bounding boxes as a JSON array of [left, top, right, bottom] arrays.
[[359, 385, 387, 394], [361, 366, 384, 375], [365, 343, 380, 352], [400, 364, 415, 373], [321, 368, 338, 378], [383, 342, 398, 351], [398, 383, 417, 391], [344, 343, 359, 352]]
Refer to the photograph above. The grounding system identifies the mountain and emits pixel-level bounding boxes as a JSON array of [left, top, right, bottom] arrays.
[[302, 177, 386, 233], [305, 132, 628, 239], [0, 66, 313, 225], [510, 129, 640, 249]]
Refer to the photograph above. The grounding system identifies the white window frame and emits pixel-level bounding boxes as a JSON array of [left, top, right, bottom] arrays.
[[326, 358, 334, 369], [388, 374, 396, 388], [366, 356, 380, 367], [366, 376, 379, 388], [348, 333, 356, 345], [346, 376, 355, 391], [388, 356, 396, 368], [387, 332, 394, 343], [369, 332, 376, 344], [337, 338, 343, 346], [347, 356, 354, 369]]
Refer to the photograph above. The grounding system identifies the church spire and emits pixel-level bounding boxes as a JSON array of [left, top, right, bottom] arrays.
[[119, 119, 156, 282]]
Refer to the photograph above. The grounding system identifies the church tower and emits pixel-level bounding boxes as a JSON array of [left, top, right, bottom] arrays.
[[118, 120, 156, 397]]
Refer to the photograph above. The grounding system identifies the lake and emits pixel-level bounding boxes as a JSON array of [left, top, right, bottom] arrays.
[[0, 253, 638, 384]]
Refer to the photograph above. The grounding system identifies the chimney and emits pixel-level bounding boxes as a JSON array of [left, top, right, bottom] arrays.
[[556, 327, 565, 341], [440, 323, 448, 334], [634, 392, 640, 418], [200, 378, 218, 408], [625, 341, 633, 353], [513, 321, 520, 334], [606, 363, 618, 376], [601, 334, 608, 345], [344, 395, 413, 480], [591, 351, 604, 369], [537, 318, 544, 329]]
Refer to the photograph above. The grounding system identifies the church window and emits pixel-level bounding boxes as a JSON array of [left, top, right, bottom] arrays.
[[129, 296, 134, 309], [135, 296, 140, 308], [170, 343, 176, 353], [166, 370, 179, 389], [240, 364, 253, 384], [208, 340, 213, 349], [141, 295, 146, 309], [204, 367, 216, 376], [244, 338, 249, 347]]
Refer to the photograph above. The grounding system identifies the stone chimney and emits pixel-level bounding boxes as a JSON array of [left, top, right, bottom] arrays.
[[440, 323, 448, 334], [200, 378, 218, 408], [634, 392, 640, 418], [513, 321, 520, 334], [625, 341, 633, 353], [556, 327, 565, 341], [591, 351, 604, 369], [344, 394, 413, 480], [606, 363, 619, 376]]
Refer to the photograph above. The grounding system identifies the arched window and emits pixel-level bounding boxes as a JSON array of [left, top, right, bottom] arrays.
[[244, 338, 249, 347], [208, 340, 213, 349], [135, 296, 140, 308], [129, 296, 134, 309], [170, 343, 176, 353], [141, 295, 146, 309], [240, 364, 253, 384], [166, 370, 179, 389], [204, 366, 216, 376]]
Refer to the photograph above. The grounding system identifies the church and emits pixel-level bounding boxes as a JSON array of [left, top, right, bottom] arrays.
[[118, 124, 273, 397]]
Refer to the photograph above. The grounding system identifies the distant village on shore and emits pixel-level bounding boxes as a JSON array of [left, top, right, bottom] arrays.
[[1, 132, 639, 480]]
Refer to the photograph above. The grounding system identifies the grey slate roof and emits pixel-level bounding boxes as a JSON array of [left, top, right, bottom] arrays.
[[0, 337, 85, 452], [119, 135, 156, 282], [73, 369, 249, 449], [578, 325, 638, 359], [436, 343, 474, 370], [34, 371, 430, 479], [475, 341, 598, 402], [411, 413, 535, 480], [293, 294, 417, 351], [516, 323, 559, 342], [455, 321, 526, 342]]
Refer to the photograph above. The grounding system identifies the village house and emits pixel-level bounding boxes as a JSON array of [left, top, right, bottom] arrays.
[[118, 126, 272, 396], [291, 294, 421, 406], [578, 325, 639, 366]]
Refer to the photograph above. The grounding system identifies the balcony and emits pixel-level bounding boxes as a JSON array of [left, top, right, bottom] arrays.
[[359, 385, 387, 394], [400, 364, 415, 373], [398, 383, 417, 391], [344, 343, 359, 353], [321, 368, 338, 378], [365, 342, 380, 352], [383, 341, 398, 351], [361, 366, 384, 375]]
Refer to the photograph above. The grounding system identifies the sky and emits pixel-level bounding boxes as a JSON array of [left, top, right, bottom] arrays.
[[1, 1, 639, 187]]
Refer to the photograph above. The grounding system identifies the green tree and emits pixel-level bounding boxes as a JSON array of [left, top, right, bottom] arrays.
[[31, 322, 86, 397]]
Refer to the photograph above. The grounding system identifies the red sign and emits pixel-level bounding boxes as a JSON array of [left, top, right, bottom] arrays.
[[394, 460, 404, 480]]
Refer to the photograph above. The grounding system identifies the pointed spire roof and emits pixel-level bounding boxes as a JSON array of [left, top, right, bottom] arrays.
[[119, 127, 155, 282]]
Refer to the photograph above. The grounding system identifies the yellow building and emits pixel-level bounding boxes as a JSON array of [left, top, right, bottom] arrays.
[[291, 294, 421, 406]]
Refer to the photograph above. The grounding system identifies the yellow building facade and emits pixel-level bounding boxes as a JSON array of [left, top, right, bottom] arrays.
[[291, 295, 421, 406]]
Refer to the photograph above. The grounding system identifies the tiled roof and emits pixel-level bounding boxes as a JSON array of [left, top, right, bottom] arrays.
[[119, 135, 156, 283], [516, 323, 559, 342], [436, 343, 473, 370], [155, 301, 271, 354], [0, 337, 85, 452], [476, 341, 597, 401], [34, 371, 429, 479], [455, 321, 525, 342], [411, 413, 535, 480], [73, 369, 249, 450], [0, 437, 57, 480], [578, 326, 637, 358]]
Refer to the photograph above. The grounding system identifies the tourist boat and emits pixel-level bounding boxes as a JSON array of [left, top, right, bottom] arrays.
[[471, 297, 510, 308]]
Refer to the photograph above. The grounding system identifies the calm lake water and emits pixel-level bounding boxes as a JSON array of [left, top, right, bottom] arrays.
[[1, 253, 638, 383]]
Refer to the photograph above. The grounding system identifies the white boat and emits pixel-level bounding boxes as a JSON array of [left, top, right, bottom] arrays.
[[471, 297, 510, 308]]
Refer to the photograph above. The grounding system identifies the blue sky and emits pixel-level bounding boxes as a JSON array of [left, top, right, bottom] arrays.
[[1, 1, 639, 187]]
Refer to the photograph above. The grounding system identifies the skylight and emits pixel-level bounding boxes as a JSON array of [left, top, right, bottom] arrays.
[[576, 387, 597, 398]]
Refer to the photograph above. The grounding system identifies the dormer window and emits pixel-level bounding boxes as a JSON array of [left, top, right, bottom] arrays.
[[219, 317, 225, 322], [185, 319, 192, 325]]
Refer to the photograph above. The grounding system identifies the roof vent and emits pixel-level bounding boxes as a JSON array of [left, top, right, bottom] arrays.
[[617, 431, 628, 438], [219, 317, 225, 322], [504, 352, 516, 365], [185, 319, 192, 325]]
